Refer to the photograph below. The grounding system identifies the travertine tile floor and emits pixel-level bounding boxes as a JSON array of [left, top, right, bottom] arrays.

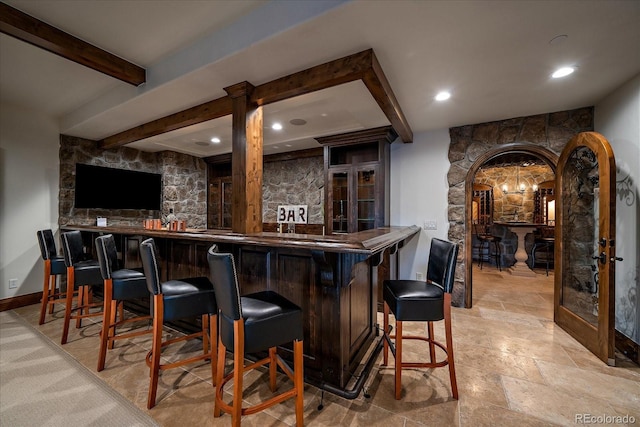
[[10, 265, 640, 426]]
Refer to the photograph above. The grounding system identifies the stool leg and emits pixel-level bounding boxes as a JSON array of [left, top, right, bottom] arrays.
[[210, 314, 217, 387], [382, 302, 389, 366], [495, 241, 501, 271], [39, 260, 51, 325], [147, 295, 164, 409], [76, 286, 84, 329], [444, 294, 458, 399], [48, 274, 57, 314], [232, 320, 245, 427], [108, 301, 118, 350], [61, 267, 74, 345], [427, 321, 436, 364], [269, 347, 278, 392], [214, 336, 225, 418], [202, 314, 210, 355], [294, 339, 304, 426], [395, 320, 403, 400], [97, 279, 112, 372], [545, 244, 550, 276]]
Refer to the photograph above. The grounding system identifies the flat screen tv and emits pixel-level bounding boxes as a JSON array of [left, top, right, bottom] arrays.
[[74, 164, 162, 210]]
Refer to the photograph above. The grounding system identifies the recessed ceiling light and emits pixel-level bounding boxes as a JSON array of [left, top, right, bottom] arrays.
[[552, 66, 575, 78], [272, 123, 283, 130], [210, 137, 221, 143], [435, 91, 451, 101], [289, 118, 307, 126], [195, 141, 209, 146]]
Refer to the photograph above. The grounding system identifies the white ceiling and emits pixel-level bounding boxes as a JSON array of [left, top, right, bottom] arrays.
[[1, 0, 639, 158]]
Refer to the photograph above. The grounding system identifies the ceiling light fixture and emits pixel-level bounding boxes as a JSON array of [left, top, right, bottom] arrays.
[[289, 118, 307, 126], [552, 66, 575, 79], [435, 91, 451, 101], [210, 137, 221, 144], [272, 123, 283, 130]]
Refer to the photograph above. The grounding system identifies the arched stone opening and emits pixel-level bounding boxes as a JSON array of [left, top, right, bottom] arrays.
[[463, 145, 558, 307], [446, 107, 594, 308]]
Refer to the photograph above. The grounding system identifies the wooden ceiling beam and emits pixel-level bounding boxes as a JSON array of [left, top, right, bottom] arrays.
[[0, 2, 145, 86], [98, 97, 232, 149], [251, 49, 373, 105], [98, 49, 413, 147], [253, 49, 412, 143], [363, 51, 412, 143]]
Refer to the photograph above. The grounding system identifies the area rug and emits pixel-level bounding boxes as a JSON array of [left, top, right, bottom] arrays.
[[0, 311, 158, 426]]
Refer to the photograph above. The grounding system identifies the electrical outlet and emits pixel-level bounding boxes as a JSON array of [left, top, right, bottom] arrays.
[[8, 278, 18, 289], [416, 272, 424, 281], [423, 220, 437, 230]]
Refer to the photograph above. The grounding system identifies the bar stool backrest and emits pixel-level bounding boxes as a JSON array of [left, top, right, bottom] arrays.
[[37, 229, 57, 260], [95, 234, 118, 280], [427, 238, 458, 293], [61, 231, 86, 267], [139, 238, 162, 295], [207, 245, 242, 321]]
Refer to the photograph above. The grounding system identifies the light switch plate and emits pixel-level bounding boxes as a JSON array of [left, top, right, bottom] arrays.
[[423, 220, 437, 230]]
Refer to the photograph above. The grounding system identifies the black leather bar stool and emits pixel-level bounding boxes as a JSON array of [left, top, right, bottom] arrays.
[[532, 237, 554, 276], [60, 230, 104, 345], [36, 230, 66, 325], [207, 245, 304, 427], [474, 223, 501, 271], [139, 238, 217, 409], [383, 238, 459, 400], [95, 234, 152, 372]]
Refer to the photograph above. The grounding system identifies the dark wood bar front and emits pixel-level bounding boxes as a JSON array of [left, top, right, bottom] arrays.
[[62, 224, 419, 394]]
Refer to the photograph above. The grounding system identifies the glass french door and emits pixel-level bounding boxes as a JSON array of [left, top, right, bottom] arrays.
[[555, 132, 617, 365]]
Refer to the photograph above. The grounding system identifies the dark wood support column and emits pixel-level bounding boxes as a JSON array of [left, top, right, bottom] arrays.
[[225, 82, 263, 234]]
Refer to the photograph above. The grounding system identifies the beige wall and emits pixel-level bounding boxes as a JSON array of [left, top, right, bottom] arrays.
[[0, 104, 60, 299]]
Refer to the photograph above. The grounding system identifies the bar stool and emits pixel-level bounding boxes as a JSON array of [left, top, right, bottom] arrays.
[[139, 238, 217, 409], [36, 230, 66, 325], [95, 234, 152, 372], [383, 238, 459, 400], [60, 230, 104, 345], [207, 245, 304, 427], [474, 223, 501, 271], [532, 237, 554, 276]]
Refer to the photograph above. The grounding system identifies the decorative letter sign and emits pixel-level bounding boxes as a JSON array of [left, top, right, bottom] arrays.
[[277, 205, 308, 224]]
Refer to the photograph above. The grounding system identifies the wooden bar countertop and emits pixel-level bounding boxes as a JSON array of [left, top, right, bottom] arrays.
[[61, 224, 420, 255]]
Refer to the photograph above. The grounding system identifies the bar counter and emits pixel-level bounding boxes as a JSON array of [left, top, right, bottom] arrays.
[[62, 224, 420, 396]]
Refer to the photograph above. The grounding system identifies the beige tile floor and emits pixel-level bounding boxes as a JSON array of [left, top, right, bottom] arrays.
[[10, 265, 640, 426]]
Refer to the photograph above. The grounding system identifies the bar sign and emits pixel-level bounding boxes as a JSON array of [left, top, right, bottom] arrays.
[[277, 205, 308, 224]]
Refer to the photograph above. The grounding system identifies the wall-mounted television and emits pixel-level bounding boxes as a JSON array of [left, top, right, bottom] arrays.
[[74, 164, 162, 210]]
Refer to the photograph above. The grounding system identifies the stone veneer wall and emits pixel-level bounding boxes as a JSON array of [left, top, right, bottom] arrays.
[[475, 164, 555, 223], [262, 155, 324, 224], [59, 135, 207, 228], [447, 106, 594, 307]]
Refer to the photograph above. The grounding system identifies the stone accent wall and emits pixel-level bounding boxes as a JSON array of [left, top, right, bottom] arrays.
[[59, 135, 207, 228], [447, 107, 594, 307], [475, 164, 555, 222], [160, 151, 207, 228], [60, 135, 321, 229], [262, 156, 324, 224]]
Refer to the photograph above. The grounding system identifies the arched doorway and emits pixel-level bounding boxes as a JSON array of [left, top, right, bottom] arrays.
[[464, 144, 558, 307]]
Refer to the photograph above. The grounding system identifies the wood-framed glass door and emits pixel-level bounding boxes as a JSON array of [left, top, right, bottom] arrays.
[[555, 132, 617, 365]]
